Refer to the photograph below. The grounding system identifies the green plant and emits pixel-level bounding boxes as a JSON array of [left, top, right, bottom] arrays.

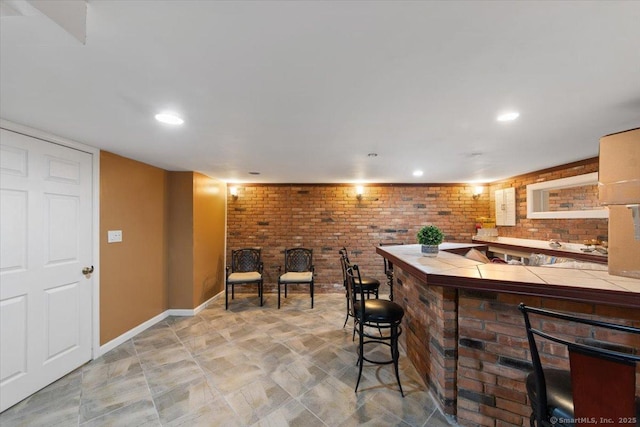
[[417, 225, 444, 245]]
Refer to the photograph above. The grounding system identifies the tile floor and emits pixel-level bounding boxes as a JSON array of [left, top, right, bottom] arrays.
[[0, 292, 456, 427]]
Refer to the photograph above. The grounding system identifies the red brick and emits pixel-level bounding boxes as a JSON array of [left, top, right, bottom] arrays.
[[457, 408, 495, 427], [485, 384, 528, 404], [480, 403, 524, 425]]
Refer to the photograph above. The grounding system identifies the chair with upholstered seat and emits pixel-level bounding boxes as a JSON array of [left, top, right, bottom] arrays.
[[278, 247, 314, 309], [339, 248, 380, 329], [346, 264, 405, 396], [225, 248, 264, 310], [518, 303, 640, 427]]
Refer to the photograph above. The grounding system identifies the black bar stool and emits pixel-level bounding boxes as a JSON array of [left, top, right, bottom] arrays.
[[346, 264, 405, 396], [339, 248, 380, 329], [519, 303, 640, 427]]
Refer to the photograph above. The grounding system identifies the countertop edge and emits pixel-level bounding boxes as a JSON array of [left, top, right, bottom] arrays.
[[376, 245, 640, 309], [472, 237, 608, 265]]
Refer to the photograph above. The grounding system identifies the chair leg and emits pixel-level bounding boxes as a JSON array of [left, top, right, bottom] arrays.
[[311, 281, 314, 308], [259, 281, 263, 306], [232, 284, 235, 299], [391, 325, 404, 397], [343, 291, 350, 328], [225, 283, 229, 310], [355, 322, 364, 393], [277, 282, 281, 309]]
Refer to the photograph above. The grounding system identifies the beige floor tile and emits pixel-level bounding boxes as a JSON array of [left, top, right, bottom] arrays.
[[1, 293, 455, 427]]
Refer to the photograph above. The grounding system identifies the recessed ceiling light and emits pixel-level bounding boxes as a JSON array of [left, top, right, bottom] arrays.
[[413, 170, 423, 177], [497, 112, 520, 122], [155, 112, 184, 125], [249, 171, 260, 175]]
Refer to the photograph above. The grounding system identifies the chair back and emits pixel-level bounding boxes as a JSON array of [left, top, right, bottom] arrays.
[[345, 264, 365, 320], [284, 248, 313, 273], [231, 248, 262, 273], [518, 303, 640, 425], [339, 247, 349, 287]]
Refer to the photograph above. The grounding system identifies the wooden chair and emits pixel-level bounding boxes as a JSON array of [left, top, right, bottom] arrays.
[[225, 248, 263, 309], [519, 303, 640, 427], [277, 248, 314, 309]]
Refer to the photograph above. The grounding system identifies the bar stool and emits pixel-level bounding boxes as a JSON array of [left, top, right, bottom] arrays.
[[519, 303, 640, 427], [339, 248, 380, 328], [346, 264, 405, 396]]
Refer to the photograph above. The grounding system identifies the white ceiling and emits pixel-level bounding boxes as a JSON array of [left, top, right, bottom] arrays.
[[1, 0, 639, 184]]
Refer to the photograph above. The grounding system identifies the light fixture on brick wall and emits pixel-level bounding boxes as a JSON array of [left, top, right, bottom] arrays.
[[472, 186, 484, 200], [229, 186, 239, 200], [356, 185, 364, 200]]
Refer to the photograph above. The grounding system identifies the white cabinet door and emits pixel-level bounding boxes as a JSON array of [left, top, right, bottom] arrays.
[[0, 129, 93, 412], [495, 187, 516, 226]]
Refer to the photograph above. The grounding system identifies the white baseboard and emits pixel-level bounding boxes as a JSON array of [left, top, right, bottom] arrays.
[[167, 292, 221, 316], [98, 291, 223, 357]]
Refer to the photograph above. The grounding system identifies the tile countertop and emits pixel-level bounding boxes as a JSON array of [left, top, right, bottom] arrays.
[[376, 244, 640, 309], [472, 236, 608, 264]]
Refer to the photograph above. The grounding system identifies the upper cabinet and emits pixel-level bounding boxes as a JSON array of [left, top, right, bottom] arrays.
[[526, 172, 608, 219], [495, 188, 516, 226]]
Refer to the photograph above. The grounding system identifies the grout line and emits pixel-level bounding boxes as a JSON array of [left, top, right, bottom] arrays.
[[132, 336, 163, 426]]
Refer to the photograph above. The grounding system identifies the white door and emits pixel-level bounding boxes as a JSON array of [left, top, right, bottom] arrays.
[[0, 129, 93, 412]]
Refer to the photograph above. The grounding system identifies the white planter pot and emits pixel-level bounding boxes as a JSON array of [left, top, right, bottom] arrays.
[[421, 244, 439, 257]]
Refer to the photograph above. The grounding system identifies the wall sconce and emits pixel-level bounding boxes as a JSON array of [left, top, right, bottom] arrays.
[[472, 186, 484, 200], [356, 185, 364, 200], [229, 186, 239, 200]]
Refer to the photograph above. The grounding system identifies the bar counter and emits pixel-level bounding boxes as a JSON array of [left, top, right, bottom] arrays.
[[376, 244, 640, 426], [472, 236, 608, 265]]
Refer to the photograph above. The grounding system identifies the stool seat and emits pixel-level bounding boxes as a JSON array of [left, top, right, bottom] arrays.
[[526, 369, 574, 421], [347, 263, 405, 397], [355, 276, 380, 292], [356, 299, 404, 323]]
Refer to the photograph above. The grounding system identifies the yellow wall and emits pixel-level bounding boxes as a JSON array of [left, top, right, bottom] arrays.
[[100, 151, 168, 344], [167, 172, 226, 308], [192, 173, 226, 306], [167, 172, 194, 309], [100, 154, 226, 344]]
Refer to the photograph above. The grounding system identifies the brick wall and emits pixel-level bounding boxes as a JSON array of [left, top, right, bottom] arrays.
[[490, 157, 608, 242], [546, 183, 600, 212], [226, 158, 607, 295], [227, 184, 490, 294]]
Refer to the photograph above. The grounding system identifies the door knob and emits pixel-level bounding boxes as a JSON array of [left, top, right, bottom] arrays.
[[82, 266, 94, 275]]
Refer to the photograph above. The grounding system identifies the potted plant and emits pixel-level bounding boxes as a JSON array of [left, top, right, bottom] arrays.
[[417, 225, 444, 257]]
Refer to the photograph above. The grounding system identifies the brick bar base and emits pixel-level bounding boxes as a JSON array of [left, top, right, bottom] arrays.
[[394, 266, 640, 426], [394, 266, 458, 415]]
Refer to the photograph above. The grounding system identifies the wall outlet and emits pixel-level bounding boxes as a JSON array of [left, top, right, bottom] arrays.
[[107, 230, 123, 243]]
